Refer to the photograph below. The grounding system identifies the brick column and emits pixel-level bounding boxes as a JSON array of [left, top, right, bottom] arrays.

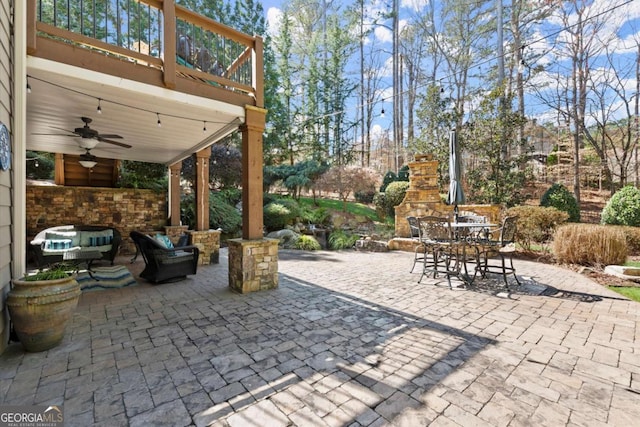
[[188, 229, 221, 265], [227, 238, 278, 293]]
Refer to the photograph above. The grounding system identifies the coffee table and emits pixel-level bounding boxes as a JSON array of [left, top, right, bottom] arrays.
[[63, 250, 102, 280]]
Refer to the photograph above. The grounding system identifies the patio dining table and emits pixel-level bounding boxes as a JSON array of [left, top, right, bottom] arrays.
[[446, 222, 498, 285]]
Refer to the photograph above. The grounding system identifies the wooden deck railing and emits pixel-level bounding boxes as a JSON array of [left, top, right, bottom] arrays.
[[26, 0, 263, 107]]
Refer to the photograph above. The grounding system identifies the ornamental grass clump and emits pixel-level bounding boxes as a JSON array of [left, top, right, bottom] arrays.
[[329, 229, 360, 250], [552, 224, 627, 267], [295, 235, 321, 251]]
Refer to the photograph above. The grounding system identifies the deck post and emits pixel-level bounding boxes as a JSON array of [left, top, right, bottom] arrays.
[[195, 149, 210, 231], [169, 162, 182, 226]]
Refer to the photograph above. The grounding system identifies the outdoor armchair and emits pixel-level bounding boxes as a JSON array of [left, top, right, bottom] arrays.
[[130, 231, 200, 283]]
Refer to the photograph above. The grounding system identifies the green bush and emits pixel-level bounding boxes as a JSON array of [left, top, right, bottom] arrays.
[[380, 171, 397, 192], [217, 188, 242, 206], [180, 193, 241, 235], [295, 235, 321, 250], [263, 202, 297, 231], [329, 229, 359, 250], [553, 224, 627, 266], [540, 183, 580, 222], [301, 207, 331, 226], [210, 193, 242, 235], [506, 205, 569, 251], [601, 185, 640, 227], [373, 192, 387, 219], [397, 164, 410, 181], [355, 190, 376, 204], [384, 181, 410, 217]]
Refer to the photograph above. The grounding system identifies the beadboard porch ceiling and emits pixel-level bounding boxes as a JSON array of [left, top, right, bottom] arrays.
[[26, 57, 245, 166]]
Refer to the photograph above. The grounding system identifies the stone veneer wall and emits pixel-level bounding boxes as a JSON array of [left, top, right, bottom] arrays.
[[394, 155, 502, 238], [26, 185, 168, 255]]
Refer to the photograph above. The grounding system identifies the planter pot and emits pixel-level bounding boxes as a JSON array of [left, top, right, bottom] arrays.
[[7, 275, 81, 352]]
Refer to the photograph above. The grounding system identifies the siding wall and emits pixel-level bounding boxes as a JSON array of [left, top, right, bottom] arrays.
[[0, 0, 13, 354]]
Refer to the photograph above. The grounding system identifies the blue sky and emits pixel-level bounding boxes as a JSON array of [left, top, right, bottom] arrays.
[[260, 0, 640, 132]]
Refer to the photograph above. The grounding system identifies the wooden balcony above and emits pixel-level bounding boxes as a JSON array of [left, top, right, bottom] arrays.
[[27, 0, 263, 108], [25, 0, 264, 167]]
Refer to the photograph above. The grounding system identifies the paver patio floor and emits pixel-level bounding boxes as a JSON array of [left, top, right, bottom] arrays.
[[1, 248, 639, 426]]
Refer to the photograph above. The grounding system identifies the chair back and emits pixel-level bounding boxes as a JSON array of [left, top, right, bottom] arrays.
[[417, 216, 452, 243], [130, 231, 165, 263], [499, 216, 518, 246], [407, 216, 420, 239]]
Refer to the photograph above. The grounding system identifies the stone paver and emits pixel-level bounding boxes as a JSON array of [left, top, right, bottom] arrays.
[[1, 249, 638, 426]]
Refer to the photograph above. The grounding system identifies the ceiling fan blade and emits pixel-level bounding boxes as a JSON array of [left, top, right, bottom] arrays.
[[32, 132, 80, 137], [98, 134, 123, 139], [98, 137, 132, 148], [49, 126, 78, 134]]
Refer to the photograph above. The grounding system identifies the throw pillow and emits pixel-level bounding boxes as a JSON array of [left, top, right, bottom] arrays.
[[154, 234, 174, 249], [80, 230, 114, 247], [46, 231, 80, 247]]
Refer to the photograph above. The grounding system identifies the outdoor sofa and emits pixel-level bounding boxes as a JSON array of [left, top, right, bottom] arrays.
[[30, 225, 122, 268]]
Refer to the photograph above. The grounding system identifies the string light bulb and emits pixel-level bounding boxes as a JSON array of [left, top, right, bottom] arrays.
[[203, 121, 207, 133], [157, 113, 161, 127], [97, 98, 102, 114], [380, 99, 385, 118], [27, 79, 32, 93]]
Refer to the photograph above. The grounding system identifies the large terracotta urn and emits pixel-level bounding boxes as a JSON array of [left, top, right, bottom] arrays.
[[7, 275, 81, 352]]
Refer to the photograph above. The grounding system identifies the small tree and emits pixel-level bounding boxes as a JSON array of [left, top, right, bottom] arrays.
[[315, 166, 378, 211]]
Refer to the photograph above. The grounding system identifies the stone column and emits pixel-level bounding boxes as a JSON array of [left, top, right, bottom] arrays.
[[163, 225, 188, 245], [228, 238, 278, 293], [226, 105, 278, 293], [188, 229, 221, 265]]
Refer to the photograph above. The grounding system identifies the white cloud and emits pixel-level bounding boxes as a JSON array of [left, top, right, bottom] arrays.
[[401, 0, 430, 13], [374, 26, 393, 44], [266, 7, 282, 37]]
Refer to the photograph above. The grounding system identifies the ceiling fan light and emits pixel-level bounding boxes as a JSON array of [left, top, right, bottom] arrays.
[[78, 139, 99, 149], [79, 160, 97, 168]]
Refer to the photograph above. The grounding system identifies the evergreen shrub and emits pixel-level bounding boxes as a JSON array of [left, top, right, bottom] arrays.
[[373, 192, 387, 219], [263, 202, 297, 232], [540, 183, 580, 222], [384, 181, 410, 217], [601, 185, 640, 227]]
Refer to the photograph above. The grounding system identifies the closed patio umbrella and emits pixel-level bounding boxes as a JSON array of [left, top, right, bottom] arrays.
[[447, 128, 465, 220]]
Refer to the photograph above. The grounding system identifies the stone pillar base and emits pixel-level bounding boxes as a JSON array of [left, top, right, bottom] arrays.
[[187, 230, 221, 265], [163, 225, 189, 245], [228, 238, 278, 293]]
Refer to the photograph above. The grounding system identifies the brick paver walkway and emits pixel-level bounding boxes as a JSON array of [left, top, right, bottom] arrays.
[[1, 249, 638, 426]]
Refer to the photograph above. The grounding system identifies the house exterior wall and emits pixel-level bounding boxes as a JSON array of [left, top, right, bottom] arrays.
[[0, 0, 14, 354]]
